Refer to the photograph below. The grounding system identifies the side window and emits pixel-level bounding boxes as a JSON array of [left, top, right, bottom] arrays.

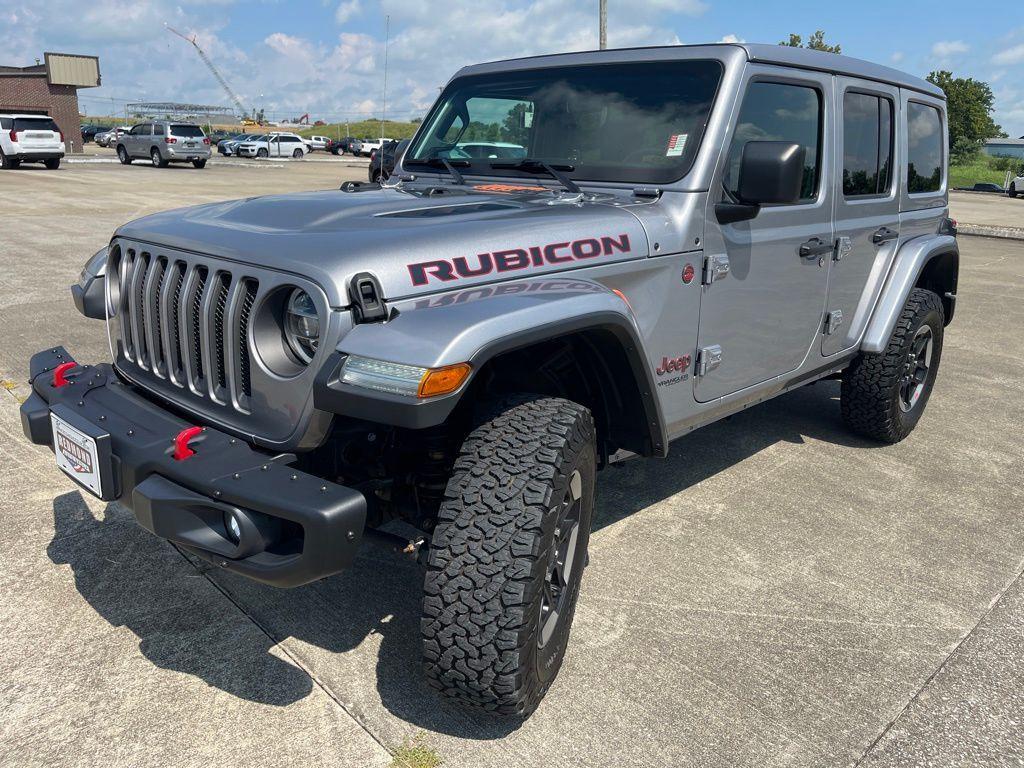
[[725, 81, 822, 202], [907, 102, 943, 194], [843, 92, 894, 197], [152, 124, 164, 136], [130, 124, 148, 135]]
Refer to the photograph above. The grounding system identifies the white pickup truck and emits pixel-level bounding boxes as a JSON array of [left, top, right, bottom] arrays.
[[354, 137, 392, 157]]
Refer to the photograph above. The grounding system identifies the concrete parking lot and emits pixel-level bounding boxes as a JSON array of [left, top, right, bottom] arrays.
[[1, 161, 1022, 768]]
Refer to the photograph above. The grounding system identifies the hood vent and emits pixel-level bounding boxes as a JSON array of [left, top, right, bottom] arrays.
[[379, 202, 518, 219]]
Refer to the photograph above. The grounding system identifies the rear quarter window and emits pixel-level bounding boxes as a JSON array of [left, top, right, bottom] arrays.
[[906, 103, 944, 194], [0, 118, 11, 130]]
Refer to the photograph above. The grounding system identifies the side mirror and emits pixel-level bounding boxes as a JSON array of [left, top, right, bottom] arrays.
[[715, 141, 806, 225]]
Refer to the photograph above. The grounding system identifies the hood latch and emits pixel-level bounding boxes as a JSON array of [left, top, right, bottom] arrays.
[[349, 272, 388, 323]]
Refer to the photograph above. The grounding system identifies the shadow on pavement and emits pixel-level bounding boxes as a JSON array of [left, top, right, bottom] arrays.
[[48, 380, 874, 738]]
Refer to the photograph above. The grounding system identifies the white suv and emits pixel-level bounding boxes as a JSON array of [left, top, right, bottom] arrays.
[[0, 114, 65, 170], [1009, 172, 1024, 198], [236, 132, 308, 159]]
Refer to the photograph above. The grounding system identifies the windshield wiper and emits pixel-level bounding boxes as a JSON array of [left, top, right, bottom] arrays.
[[489, 159, 581, 194], [404, 157, 469, 185]]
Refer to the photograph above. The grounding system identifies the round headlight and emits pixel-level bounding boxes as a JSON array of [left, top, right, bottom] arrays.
[[284, 288, 319, 364]]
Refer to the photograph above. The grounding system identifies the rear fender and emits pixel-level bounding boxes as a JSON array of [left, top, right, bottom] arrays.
[[861, 235, 958, 354], [313, 277, 667, 455]]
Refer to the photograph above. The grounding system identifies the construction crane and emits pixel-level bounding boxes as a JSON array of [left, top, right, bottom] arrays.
[[165, 24, 252, 122]]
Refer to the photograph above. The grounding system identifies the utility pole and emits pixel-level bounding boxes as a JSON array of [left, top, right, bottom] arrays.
[[599, 0, 607, 50]]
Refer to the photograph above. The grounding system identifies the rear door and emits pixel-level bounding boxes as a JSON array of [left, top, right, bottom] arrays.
[[696, 68, 834, 401], [822, 78, 900, 355]]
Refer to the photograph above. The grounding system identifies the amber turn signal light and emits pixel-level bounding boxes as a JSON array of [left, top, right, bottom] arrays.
[[418, 363, 472, 398]]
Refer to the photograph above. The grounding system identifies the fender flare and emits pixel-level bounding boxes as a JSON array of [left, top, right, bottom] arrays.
[[313, 278, 668, 456], [861, 234, 958, 354]]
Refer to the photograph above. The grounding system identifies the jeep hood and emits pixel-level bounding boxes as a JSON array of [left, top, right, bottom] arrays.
[[113, 185, 650, 305]]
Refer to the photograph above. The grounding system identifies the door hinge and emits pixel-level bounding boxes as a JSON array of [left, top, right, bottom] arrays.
[[835, 236, 853, 261], [824, 309, 844, 335], [696, 345, 723, 376], [703, 254, 730, 285]]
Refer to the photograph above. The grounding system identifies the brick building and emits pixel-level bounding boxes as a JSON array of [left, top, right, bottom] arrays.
[[0, 53, 100, 153]]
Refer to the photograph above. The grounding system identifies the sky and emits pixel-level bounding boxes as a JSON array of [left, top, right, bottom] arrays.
[[6, 0, 1024, 137]]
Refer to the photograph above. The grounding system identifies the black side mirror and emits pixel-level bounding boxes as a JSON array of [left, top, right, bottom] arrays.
[[715, 141, 806, 225]]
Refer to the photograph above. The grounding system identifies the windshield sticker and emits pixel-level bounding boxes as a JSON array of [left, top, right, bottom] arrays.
[[666, 133, 688, 157], [473, 183, 548, 194]]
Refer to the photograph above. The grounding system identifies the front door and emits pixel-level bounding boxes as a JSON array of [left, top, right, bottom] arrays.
[[822, 78, 901, 356], [696, 68, 834, 402]]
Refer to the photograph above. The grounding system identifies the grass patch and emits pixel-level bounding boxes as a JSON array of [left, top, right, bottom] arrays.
[[949, 161, 1010, 188], [389, 734, 442, 768]]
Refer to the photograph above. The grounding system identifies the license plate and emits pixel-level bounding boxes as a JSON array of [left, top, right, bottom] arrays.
[[51, 412, 104, 497], [186, 142, 196, 147]]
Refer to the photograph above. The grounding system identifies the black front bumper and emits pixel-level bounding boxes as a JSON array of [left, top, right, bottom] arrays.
[[21, 346, 367, 587]]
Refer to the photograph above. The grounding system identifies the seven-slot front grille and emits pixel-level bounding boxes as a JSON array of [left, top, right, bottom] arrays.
[[111, 246, 258, 413]]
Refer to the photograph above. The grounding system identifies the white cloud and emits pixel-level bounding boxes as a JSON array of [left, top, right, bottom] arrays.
[[931, 40, 968, 58], [335, 0, 360, 24], [992, 44, 1024, 66], [890, 51, 904, 63], [720, 34, 743, 44]]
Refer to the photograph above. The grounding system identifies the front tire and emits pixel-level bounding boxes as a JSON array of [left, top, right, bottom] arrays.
[[841, 288, 944, 443], [1010, 184, 1018, 198], [117, 146, 131, 165], [257, 148, 268, 159], [422, 394, 596, 716], [292, 148, 303, 159]]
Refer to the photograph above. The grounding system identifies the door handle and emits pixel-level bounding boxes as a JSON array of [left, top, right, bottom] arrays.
[[798, 237, 834, 259], [871, 227, 898, 245]]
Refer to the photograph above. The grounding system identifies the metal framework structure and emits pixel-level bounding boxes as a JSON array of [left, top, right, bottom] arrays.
[[125, 102, 234, 120], [165, 24, 250, 119]]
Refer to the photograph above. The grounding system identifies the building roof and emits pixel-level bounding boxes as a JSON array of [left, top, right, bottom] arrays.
[[457, 42, 944, 98], [984, 138, 1024, 145]]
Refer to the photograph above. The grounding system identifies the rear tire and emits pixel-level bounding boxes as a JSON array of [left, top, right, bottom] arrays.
[[117, 146, 131, 165], [0, 149, 18, 169], [841, 288, 944, 443], [422, 394, 596, 716], [44, 158, 60, 170], [192, 159, 207, 169], [151, 148, 167, 168]]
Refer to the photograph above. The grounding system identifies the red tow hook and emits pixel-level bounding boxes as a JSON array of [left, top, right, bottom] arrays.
[[52, 361, 77, 388], [173, 426, 204, 461]]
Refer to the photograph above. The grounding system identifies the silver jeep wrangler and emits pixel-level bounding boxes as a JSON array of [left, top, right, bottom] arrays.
[[24, 43, 957, 717]]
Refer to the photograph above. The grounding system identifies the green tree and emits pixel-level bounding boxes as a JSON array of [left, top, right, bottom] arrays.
[[925, 71, 1005, 151], [779, 31, 841, 54]]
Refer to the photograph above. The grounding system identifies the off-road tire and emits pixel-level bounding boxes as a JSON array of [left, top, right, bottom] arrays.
[[117, 145, 131, 165], [841, 288, 944, 443], [192, 159, 207, 169], [422, 394, 597, 716], [44, 158, 60, 170]]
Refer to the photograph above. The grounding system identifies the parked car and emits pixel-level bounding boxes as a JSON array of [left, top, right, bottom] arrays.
[[80, 124, 110, 143], [327, 136, 358, 155], [368, 138, 410, 182], [0, 114, 65, 169], [305, 135, 331, 151], [116, 122, 212, 168], [95, 127, 130, 148], [205, 130, 232, 145], [356, 137, 391, 157], [33, 43, 958, 719], [1009, 173, 1024, 198], [218, 133, 257, 156], [235, 132, 307, 159], [953, 182, 1005, 193]]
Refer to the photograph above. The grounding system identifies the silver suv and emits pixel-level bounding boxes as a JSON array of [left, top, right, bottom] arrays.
[[29, 43, 958, 718], [116, 122, 211, 168]]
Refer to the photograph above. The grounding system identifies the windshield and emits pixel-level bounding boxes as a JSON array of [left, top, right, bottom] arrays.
[[407, 59, 722, 184]]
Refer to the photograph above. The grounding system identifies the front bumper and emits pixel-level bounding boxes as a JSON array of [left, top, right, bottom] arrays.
[[21, 346, 367, 587]]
